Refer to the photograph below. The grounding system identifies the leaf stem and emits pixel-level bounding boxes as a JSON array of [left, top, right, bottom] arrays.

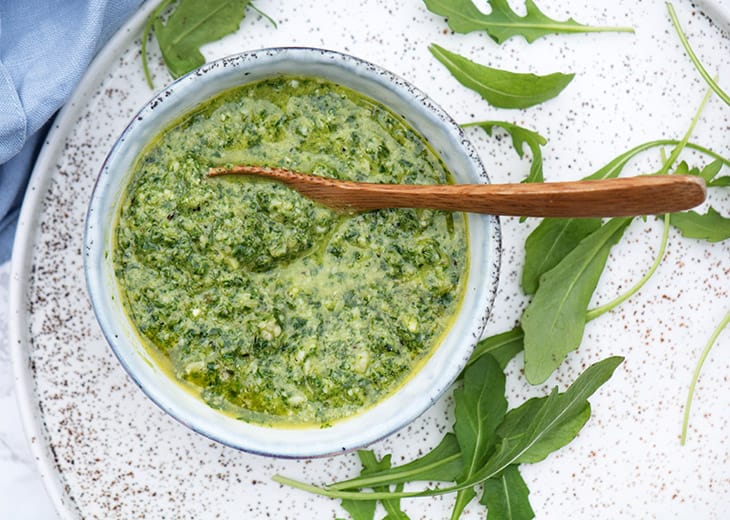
[[585, 86, 713, 319], [142, 0, 177, 89], [675, 143, 730, 166], [667, 2, 730, 106], [272, 474, 457, 501], [656, 86, 713, 176], [327, 452, 462, 491], [681, 309, 730, 445], [585, 213, 670, 321], [250, 3, 278, 28]]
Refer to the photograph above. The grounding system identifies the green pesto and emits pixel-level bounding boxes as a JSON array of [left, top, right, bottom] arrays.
[[114, 77, 468, 425]]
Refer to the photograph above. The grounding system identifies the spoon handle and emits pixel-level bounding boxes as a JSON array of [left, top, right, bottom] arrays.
[[208, 166, 707, 217]]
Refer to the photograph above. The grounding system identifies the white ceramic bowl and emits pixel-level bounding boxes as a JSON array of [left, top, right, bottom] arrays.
[[84, 47, 501, 458]]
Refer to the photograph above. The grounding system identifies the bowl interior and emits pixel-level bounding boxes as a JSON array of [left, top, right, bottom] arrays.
[[84, 48, 501, 457]]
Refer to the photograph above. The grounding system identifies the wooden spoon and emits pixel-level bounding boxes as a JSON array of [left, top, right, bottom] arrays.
[[207, 165, 707, 218]]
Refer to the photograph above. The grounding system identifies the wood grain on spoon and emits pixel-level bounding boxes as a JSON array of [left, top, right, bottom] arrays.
[[207, 165, 707, 218]]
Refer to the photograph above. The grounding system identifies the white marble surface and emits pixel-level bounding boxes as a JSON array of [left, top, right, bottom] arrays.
[[0, 260, 57, 519]]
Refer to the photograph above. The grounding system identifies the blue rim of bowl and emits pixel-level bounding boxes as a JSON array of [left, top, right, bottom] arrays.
[[84, 46, 502, 458]]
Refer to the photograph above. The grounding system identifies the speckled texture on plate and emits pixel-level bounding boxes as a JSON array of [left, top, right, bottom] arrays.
[[9, 1, 730, 518]]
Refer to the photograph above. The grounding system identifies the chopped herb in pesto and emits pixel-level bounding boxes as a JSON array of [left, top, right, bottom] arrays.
[[114, 77, 468, 425]]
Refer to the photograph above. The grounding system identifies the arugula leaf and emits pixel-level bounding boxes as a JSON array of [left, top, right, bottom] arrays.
[[153, 0, 251, 79], [522, 218, 632, 384], [429, 44, 574, 109], [584, 142, 672, 181], [362, 452, 409, 520], [698, 159, 723, 182], [522, 218, 602, 295], [341, 451, 380, 520], [423, 0, 633, 43], [341, 490, 376, 520], [581, 94, 719, 323], [273, 357, 623, 501], [464, 356, 622, 486], [673, 161, 696, 176], [496, 394, 591, 464], [695, 159, 730, 187], [328, 434, 463, 491], [142, 0, 279, 88], [480, 465, 535, 520], [464, 121, 547, 183], [341, 451, 411, 520], [520, 139, 685, 295], [674, 159, 726, 184], [671, 208, 730, 243], [451, 355, 507, 519], [382, 513, 410, 520], [450, 484, 476, 518], [709, 176, 730, 187], [467, 327, 524, 370]]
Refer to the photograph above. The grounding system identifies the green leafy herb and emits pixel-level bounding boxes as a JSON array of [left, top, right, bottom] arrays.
[[365, 454, 408, 520], [671, 208, 730, 243], [455, 356, 622, 488], [463, 121, 547, 183], [468, 132, 716, 299], [341, 451, 409, 520], [334, 358, 507, 519], [662, 93, 728, 246], [521, 77, 720, 384], [521, 141, 648, 294], [519, 138, 685, 296], [451, 355, 507, 519], [687, 159, 729, 187], [154, 0, 250, 78], [142, 0, 176, 88], [480, 465, 535, 520], [429, 44, 574, 109], [495, 393, 591, 465], [671, 160, 695, 176], [708, 176, 730, 187], [587, 212, 671, 322], [666, 1, 730, 446], [587, 96, 719, 323], [469, 126, 728, 445], [672, 159, 730, 185], [522, 218, 632, 384], [273, 356, 622, 507], [423, 0, 633, 43], [522, 218, 601, 295], [470, 134, 725, 305], [340, 451, 383, 520], [519, 141, 655, 294], [341, 472, 377, 520], [698, 159, 722, 182], [328, 434, 463, 491], [467, 327, 524, 369], [142, 0, 276, 88]]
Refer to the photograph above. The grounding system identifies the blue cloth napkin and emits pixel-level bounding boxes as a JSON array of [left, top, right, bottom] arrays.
[[0, 0, 143, 263]]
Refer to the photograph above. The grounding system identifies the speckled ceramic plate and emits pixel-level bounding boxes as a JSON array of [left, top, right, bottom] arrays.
[[10, 1, 730, 518]]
